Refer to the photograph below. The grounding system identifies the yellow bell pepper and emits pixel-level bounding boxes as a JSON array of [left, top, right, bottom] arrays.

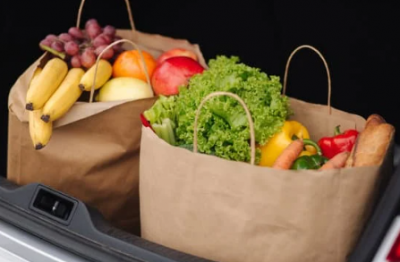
[[258, 120, 316, 167]]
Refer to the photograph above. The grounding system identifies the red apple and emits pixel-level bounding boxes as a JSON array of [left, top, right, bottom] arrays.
[[151, 56, 205, 96], [156, 48, 198, 65]]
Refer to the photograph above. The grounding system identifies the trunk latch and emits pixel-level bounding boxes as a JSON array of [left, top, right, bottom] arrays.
[[30, 186, 77, 224]]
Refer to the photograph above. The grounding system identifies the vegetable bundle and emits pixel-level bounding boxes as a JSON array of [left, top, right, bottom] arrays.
[[144, 56, 291, 163]]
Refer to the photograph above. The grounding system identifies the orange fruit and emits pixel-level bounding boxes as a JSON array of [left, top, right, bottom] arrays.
[[112, 50, 157, 82]]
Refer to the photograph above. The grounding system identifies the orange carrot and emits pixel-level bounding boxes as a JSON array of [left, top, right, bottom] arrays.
[[272, 139, 304, 169], [319, 151, 350, 170]]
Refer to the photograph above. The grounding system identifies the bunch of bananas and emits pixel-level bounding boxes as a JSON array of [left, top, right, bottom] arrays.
[[26, 57, 112, 150]]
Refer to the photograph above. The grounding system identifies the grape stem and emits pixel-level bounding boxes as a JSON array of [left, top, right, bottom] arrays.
[[79, 42, 92, 49]]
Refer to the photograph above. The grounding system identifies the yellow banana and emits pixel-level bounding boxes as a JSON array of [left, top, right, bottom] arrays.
[[28, 68, 53, 149], [41, 68, 85, 123], [26, 58, 68, 111], [29, 109, 53, 150], [79, 59, 112, 92]]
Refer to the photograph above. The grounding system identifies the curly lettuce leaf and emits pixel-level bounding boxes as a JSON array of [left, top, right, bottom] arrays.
[[174, 56, 290, 163]]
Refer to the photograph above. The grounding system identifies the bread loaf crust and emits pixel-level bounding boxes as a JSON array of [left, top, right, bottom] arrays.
[[345, 114, 395, 167]]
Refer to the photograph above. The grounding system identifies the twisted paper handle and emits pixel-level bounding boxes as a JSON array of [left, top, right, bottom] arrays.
[[89, 39, 153, 103], [283, 45, 332, 114], [76, 0, 136, 36]]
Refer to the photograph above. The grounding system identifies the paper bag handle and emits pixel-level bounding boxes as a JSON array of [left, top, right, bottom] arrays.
[[193, 91, 256, 165], [76, 0, 136, 35], [89, 39, 153, 103], [283, 45, 332, 114]]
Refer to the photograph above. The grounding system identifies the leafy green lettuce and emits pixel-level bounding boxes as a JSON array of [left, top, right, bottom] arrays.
[[143, 95, 177, 145], [144, 56, 290, 163]]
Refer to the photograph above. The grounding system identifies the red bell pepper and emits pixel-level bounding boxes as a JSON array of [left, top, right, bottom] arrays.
[[318, 125, 359, 159]]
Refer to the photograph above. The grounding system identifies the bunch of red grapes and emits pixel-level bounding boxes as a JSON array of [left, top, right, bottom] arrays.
[[39, 19, 123, 69]]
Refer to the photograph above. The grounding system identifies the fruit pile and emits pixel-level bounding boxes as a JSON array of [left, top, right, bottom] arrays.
[[39, 19, 123, 69], [108, 47, 205, 99], [27, 18, 206, 151]]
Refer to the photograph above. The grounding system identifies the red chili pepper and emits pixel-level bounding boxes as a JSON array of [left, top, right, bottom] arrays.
[[318, 125, 359, 159]]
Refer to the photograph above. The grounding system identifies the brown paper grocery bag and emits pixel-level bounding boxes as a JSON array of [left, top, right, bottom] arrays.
[[7, 0, 205, 235], [139, 46, 394, 261]]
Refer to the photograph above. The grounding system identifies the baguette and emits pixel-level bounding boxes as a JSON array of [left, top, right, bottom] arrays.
[[345, 114, 395, 167]]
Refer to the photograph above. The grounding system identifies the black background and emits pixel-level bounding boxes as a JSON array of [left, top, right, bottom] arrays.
[[1, 1, 400, 175]]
